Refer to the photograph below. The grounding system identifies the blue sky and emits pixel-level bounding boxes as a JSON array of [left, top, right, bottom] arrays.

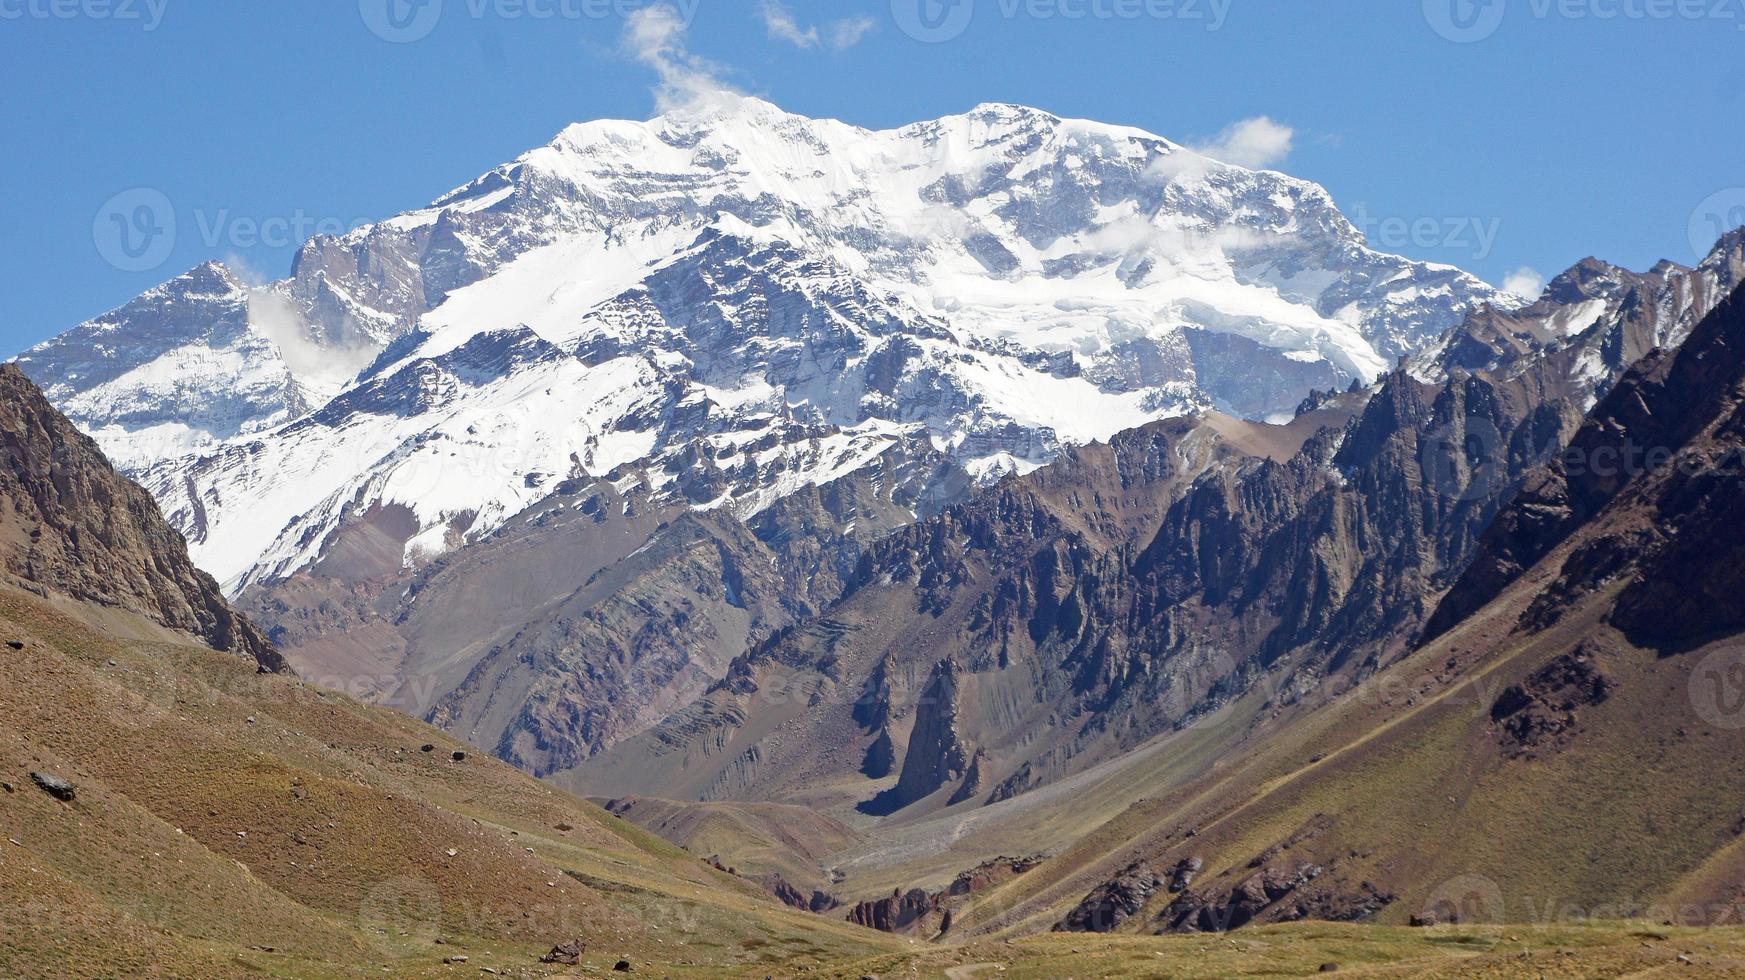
[[2, 0, 1741, 352]]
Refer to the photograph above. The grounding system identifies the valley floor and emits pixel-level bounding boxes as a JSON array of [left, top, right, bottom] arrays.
[[343, 921, 1745, 977], [841, 923, 1745, 979]]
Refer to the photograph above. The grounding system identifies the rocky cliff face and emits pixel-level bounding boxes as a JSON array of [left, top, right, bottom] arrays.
[[870, 659, 973, 813], [0, 364, 280, 671], [1432, 277, 1745, 648]]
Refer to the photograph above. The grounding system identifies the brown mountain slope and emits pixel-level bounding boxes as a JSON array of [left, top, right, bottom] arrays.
[[243, 434, 967, 770], [0, 363, 279, 671], [0, 586, 912, 977], [0, 366, 902, 977], [566, 412, 1267, 812], [947, 278, 1745, 939]]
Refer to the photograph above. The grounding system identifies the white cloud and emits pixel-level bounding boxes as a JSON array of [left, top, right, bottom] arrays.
[[759, 0, 819, 47], [758, 1, 877, 50], [247, 287, 378, 389], [623, 5, 739, 112], [1503, 266, 1547, 299], [223, 252, 270, 287], [1188, 116, 1295, 170], [830, 15, 877, 49], [1143, 150, 1213, 185]]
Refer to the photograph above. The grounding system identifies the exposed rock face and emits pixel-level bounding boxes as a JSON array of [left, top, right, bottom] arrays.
[[1159, 864, 1327, 933], [845, 856, 1038, 935], [540, 941, 585, 965], [945, 855, 1045, 897], [1415, 235, 1744, 411], [1056, 861, 1165, 933], [0, 365, 280, 671], [947, 748, 992, 806], [1173, 877, 1395, 934], [1490, 647, 1614, 756], [860, 727, 897, 780], [760, 873, 841, 914], [871, 660, 972, 813], [1166, 856, 1204, 893], [1428, 239, 1745, 640], [847, 888, 941, 934], [29, 771, 76, 802]]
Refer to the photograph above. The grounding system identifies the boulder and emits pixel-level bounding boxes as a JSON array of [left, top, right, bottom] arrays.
[[539, 940, 584, 965], [29, 772, 75, 802]]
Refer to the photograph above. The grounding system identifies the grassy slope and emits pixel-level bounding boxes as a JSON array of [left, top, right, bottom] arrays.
[[0, 585, 905, 978]]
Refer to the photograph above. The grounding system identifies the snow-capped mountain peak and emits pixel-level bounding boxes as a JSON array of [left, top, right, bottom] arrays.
[[20, 101, 1506, 591]]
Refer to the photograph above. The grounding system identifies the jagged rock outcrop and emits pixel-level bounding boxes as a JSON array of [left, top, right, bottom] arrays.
[[1489, 646, 1614, 756], [846, 856, 1040, 935], [847, 888, 942, 934], [945, 855, 1045, 897], [1056, 861, 1166, 933], [1158, 866, 1394, 934], [865, 659, 972, 814], [0, 364, 280, 671], [760, 873, 841, 914]]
